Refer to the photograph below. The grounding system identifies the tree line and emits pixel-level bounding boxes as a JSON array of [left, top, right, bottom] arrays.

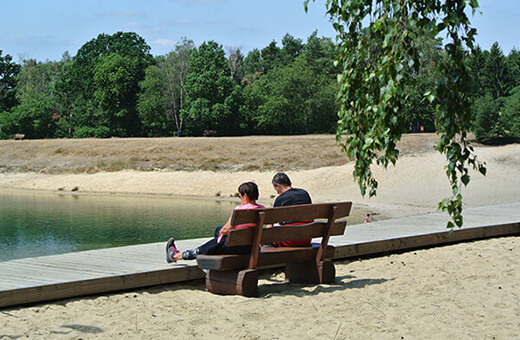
[[468, 43, 520, 144], [0, 31, 339, 139], [0, 31, 519, 144]]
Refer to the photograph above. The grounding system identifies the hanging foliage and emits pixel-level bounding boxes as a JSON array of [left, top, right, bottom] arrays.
[[305, 0, 486, 229]]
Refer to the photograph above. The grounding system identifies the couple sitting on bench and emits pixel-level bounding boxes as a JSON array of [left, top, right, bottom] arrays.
[[166, 172, 311, 262]]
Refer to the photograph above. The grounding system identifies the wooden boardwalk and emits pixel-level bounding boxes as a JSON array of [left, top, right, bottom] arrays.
[[1, 202, 519, 308]]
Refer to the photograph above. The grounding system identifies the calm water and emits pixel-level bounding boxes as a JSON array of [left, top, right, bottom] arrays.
[[0, 191, 236, 262]]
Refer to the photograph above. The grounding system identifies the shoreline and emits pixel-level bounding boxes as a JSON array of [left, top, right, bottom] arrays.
[[0, 185, 372, 225], [2, 142, 519, 221]]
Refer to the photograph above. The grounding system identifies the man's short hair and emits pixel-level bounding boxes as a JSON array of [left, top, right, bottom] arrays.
[[272, 173, 291, 187]]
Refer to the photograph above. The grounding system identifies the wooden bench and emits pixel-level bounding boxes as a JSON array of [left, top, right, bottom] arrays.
[[203, 130, 217, 137], [196, 201, 352, 297]]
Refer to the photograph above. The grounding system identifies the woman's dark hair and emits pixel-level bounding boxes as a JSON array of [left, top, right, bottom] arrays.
[[238, 181, 259, 200], [272, 172, 291, 187]]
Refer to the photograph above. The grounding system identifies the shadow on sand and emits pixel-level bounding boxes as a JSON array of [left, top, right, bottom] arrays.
[[258, 272, 393, 298]]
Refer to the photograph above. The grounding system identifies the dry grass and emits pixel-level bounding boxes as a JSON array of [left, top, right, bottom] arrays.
[[0, 134, 443, 174]]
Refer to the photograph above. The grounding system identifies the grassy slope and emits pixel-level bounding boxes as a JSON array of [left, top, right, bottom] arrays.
[[0, 134, 442, 174]]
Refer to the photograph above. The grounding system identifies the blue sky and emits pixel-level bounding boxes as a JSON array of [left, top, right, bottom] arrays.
[[1, 0, 519, 63]]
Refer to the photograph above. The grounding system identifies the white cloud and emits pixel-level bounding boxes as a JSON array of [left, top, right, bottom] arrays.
[[175, 17, 194, 26], [151, 39, 176, 48]]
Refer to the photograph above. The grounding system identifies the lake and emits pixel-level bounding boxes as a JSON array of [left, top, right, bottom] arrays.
[[0, 191, 236, 262]]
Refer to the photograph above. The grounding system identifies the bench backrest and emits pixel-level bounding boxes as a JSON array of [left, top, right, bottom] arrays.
[[227, 201, 352, 269], [224, 221, 347, 247]]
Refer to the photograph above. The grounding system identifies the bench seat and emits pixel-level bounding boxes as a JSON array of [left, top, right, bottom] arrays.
[[197, 244, 336, 271]]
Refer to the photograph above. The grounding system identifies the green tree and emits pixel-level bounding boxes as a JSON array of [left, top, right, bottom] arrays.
[[241, 49, 263, 85], [501, 86, 520, 142], [0, 110, 17, 138], [162, 38, 195, 135], [483, 42, 513, 99], [306, 0, 485, 229], [402, 35, 444, 132], [473, 94, 502, 144], [249, 57, 337, 134], [182, 41, 234, 135], [57, 32, 154, 137], [307, 78, 339, 133], [8, 93, 57, 139], [467, 45, 487, 98], [301, 30, 338, 75], [52, 52, 76, 137], [281, 33, 304, 65], [261, 41, 282, 73], [15, 58, 70, 137], [15, 59, 62, 101], [137, 38, 195, 137], [137, 63, 170, 136], [1, 57, 71, 139], [227, 47, 244, 83], [0, 51, 20, 113], [93, 53, 142, 136], [507, 48, 520, 90]]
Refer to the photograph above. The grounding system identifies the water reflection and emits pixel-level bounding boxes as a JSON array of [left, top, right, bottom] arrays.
[[0, 191, 236, 261]]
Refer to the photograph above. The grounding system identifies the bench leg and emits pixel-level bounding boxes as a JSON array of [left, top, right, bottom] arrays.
[[285, 259, 336, 284], [318, 259, 336, 284], [205, 269, 258, 297]]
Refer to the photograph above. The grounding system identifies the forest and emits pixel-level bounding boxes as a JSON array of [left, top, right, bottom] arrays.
[[0, 30, 519, 144]]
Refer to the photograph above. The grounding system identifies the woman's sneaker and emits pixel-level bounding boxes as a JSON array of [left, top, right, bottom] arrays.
[[166, 238, 179, 263]]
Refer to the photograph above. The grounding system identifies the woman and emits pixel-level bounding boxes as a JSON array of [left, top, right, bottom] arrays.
[[166, 181, 265, 262]]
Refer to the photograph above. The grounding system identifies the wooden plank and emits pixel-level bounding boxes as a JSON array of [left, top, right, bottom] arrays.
[[19, 259, 137, 274], [231, 202, 352, 225], [248, 211, 265, 269], [196, 254, 249, 271], [0, 266, 205, 308], [0, 262, 108, 281], [316, 204, 338, 264], [225, 221, 347, 247], [0, 202, 518, 308], [12, 256, 148, 275], [196, 245, 336, 271], [334, 222, 520, 259]]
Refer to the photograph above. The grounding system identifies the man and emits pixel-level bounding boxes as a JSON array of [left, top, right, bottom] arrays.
[[271, 172, 312, 247]]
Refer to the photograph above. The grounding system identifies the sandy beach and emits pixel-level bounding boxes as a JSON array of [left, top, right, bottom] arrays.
[[1, 237, 518, 339], [0, 136, 519, 339]]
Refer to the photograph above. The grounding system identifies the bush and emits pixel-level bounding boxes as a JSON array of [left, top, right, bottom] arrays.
[[0, 110, 17, 139], [473, 94, 502, 144], [501, 86, 520, 142], [73, 126, 111, 138]]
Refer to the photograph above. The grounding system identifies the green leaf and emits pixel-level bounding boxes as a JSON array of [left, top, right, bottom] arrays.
[[452, 186, 459, 196], [320, 0, 480, 230]]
